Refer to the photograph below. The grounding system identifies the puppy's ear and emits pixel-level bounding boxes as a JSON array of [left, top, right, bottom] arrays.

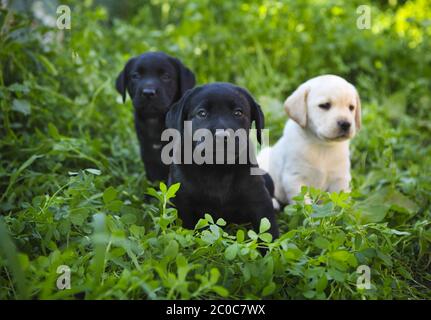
[[115, 58, 135, 103], [165, 89, 193, 132], [169, 57, 196, 97], [235, 87, 265, 144], [355, 90, 362, 130], [284, 82, 309, 128]]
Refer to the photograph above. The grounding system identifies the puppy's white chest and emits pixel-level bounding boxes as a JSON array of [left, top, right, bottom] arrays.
[[282, 134, 350, 191], [302, 147, 350, 191], [297, 160, 329, 190]]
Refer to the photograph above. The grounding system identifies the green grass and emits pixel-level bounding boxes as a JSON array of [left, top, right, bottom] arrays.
[[0, 0, 430, 299]]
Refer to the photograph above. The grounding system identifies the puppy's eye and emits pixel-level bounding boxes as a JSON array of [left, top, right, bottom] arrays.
[[160, 73, 171, 81], [349, 105, 355, 111], [318, 102, 331, 110], [233, 109, 243, 117], [131, 73, 140, 80], [197, 110, 208, 118]]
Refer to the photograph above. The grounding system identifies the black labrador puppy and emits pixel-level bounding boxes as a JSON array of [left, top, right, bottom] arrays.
[[165, 82, 279, 239], [116, 52, 196, 182]]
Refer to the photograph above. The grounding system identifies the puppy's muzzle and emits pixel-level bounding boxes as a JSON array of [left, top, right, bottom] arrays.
[[337, 120, 351, 133], [141, 87, 157, 99]]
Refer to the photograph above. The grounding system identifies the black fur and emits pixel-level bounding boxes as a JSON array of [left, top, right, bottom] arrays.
[[166, 83, 279, 239], [116, 51, 195, 182]]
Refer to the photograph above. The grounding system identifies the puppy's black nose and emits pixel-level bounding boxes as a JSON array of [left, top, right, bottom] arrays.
[[338, 120, 351, 131], [142, 88, 157, 98]]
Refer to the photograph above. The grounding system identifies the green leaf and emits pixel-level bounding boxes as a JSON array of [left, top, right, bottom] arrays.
[[47, 123, 60, 139], [259, 217, 271, 233], [397, 267, 413, 280], [85, 168, 101, 175], [236, 229, 245, 242], [201, 230, 217, 244], [356, 203, 388, 223], [311, 202, 336, 218], [159, 182, 167, 193], [204, 214, 214, 224], [70, 208, 89, 226], [360, 248, 377, 258], [354, 235, 363, 250], [209, 268, 220, 283], [314, 237, 331, 250], [388, 229, 411, 236], [216, 218, 226, 226], [176, 255, 190, 281], [166, 183, 181, 199], [259, 232, 273, 243], [354, 186, 417, 224], [247, 230, 258, 240], [176, 254, 187, 268], [36, 53, 59, 75], [316, 274, 328, 292], [209, 224, 220, 237], [106, 200, 123, 212], [377, 250, 393, 267], [225, 243, 239, 260], [120, 213, 137, 225], [8, 83, 30, 93], [330, 250, 351, 262], [146, 188, 162, 201], [12, 99, 31, 115], [194, 218, 208, 229], [103, 186, 117, 204], [303, 290, 316, 299], [240, 247, 250, 256], [129, 225, 145, 237], [164, 240, 179, 260], [212, 286, 229, 297], [262, 281, 276, 296], [18, 254, 30, 271], [328, 268, 345, 282], [386, 189, 419, 214]]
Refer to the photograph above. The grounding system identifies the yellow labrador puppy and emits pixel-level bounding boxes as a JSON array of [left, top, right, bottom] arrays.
[[258, 75, 361, 204]]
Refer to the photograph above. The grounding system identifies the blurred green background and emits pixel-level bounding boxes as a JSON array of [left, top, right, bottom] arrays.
[[0, 0, 430, 299]]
